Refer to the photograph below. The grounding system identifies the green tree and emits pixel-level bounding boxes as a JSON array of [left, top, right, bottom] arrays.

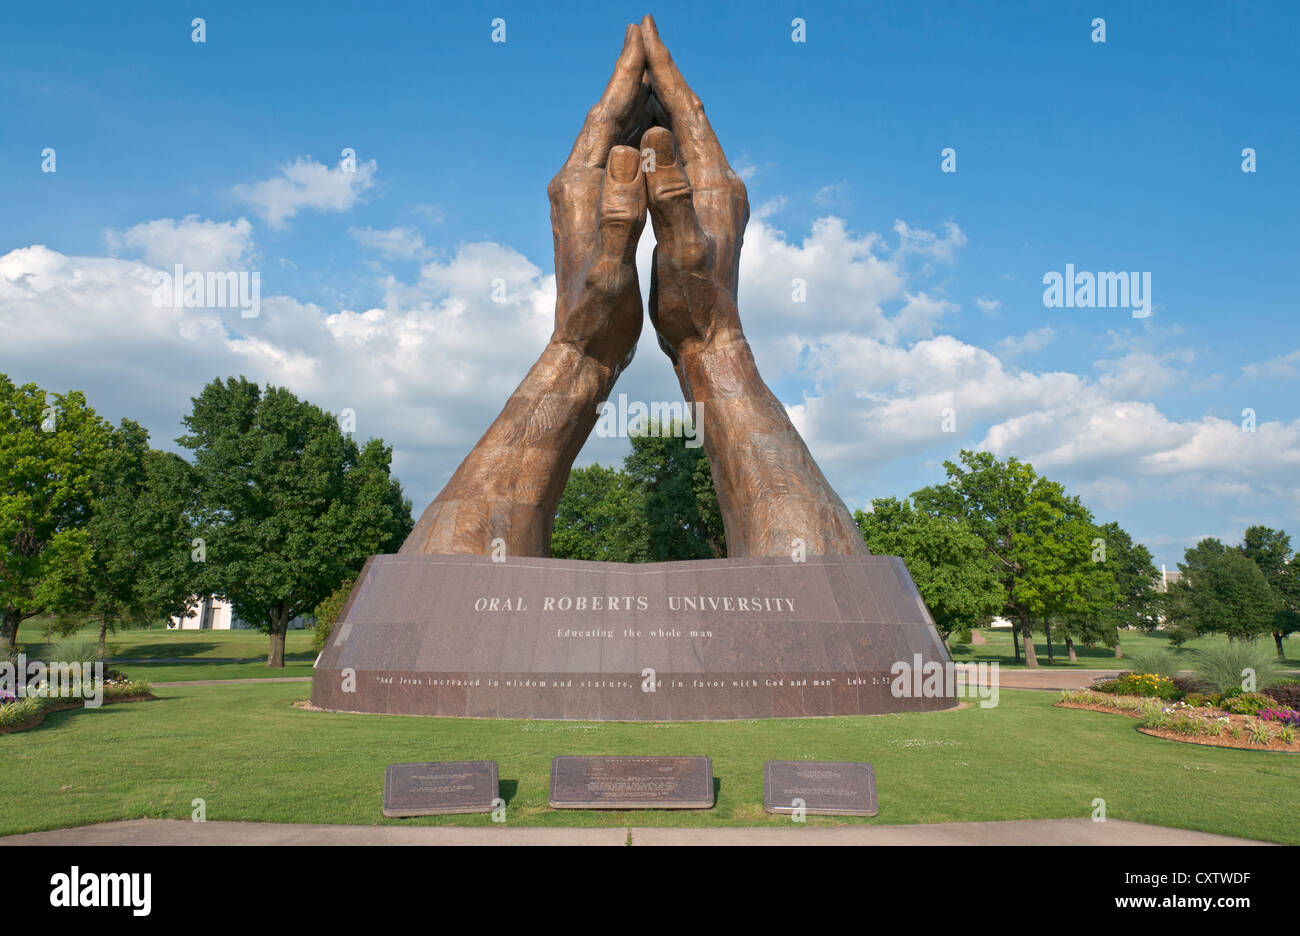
[[622, 423, 724, 560], [551, 421, 725, 563], [1054, 520, 1158, 661], [913, 450, 1116, 667], [1167, 537, 1280, 644], [80, 421, 202, 656], [0, 375, 110, 651], [179, 377, 413, 667], [853, 497, 1002, 644], [132, 450, 204, 627], [312, 577, 355, 654], [1012, 495, 1116, 664], [1240, 525, 1300, 659], [551, 464, 650, 562]]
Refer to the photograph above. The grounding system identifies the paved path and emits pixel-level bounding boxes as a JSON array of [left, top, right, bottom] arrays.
[[155, 676, 312, 686], [111, 657, 315, 664], [1, 817, 1268, 846], [965, 666, 1118, 691]]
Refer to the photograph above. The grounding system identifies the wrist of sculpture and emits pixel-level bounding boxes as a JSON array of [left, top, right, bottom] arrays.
[[673, 327, 757, 404], [400, 339, 620, 557]]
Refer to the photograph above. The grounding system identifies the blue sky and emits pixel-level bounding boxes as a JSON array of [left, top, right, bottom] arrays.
[[3, 1, 1298, 568]]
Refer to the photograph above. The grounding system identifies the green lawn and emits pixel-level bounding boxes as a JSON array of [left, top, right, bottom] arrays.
[[14, 619, 317, 679], [949, 627, 1300, 669], [112, 661, 315, 683], [2, 683, 1295, 841]]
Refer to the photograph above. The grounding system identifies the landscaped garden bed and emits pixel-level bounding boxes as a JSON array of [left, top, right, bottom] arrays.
[[1057, 688, 1300, 753], [0, 679, 155, 734]]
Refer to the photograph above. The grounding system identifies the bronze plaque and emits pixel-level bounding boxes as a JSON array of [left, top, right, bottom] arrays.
[[549, 755, 714, 809], [764, 761, 878, 817], [382, 761, 498, 817]]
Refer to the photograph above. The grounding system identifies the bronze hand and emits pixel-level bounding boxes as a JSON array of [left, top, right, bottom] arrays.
[[638, 14, 868, 558], [402, 25, 652, 557]]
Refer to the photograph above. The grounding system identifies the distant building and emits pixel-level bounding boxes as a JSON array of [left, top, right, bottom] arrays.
[[168, 596, 311, 630], [1156, 565, 1184, 593]]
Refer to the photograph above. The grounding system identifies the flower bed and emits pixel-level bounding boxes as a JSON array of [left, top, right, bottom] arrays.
[[1056, 689, 1300, 753], [0, 680, 155, 734]]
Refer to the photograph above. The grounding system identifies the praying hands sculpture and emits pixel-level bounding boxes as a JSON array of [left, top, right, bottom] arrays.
[[401, 15, 867, 560]]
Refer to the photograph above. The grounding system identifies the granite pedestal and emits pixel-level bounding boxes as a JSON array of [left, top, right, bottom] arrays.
[[311, 553, 954, 720]]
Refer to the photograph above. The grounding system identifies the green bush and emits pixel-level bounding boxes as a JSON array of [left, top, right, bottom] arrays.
[[1220, 692, 1276, 715], [1123, 647, 1181, 680], [1189, 641, 1287, 695], [51, 639, 103, 665], [1104, 673, 1182, 699], [312, 578, 355, 654], [1263, 683, 1300, 708], [103, 679, 151, 701], [0, 695, 48, 728]]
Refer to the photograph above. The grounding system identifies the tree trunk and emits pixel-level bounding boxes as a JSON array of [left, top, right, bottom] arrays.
[[1, 606, 19, 653], [1065, 635, 1077, 663], [267, 603, 290, 668], [1011, 625, 1021, 664], [1114, 642, 1123, 659], [1020, 612, 1038, 668], [98, 619, 107, 660], [1275, 631, 1286, 660], [1044, 619, 1055, 664]]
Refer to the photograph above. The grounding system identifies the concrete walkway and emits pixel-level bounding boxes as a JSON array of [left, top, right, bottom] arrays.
[[965, 666, 1118, 691], [1, 817, 1269, 846], [155, 676, 312, 686]]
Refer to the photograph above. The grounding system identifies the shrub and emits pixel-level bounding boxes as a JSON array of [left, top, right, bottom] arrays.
[[1189, 641, 1288, 695], [1107, 673, 1182, 700], [1221, 692, 1276, 716], [1249, 721, 1272, 745], [1124, 647, 1182, 680], [312, 578, 355, 654], [0, 695, 47, 728], [1278, 725, 1296, 744], [103, 679, 151, 701], [1171, 674, 1198, 696], [51, 639, 104, 665], [1262, 683, 1300, 708]]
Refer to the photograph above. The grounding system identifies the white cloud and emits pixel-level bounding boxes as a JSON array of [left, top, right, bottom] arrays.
[[1243, 347, 1300, 379], [233, 156, 377, 229], [975, 295, 1002, 313], [892, 219, 967, 264], [996, 325, 1056, 358], [349, 226, 432, 260], [410, 203, 446, 224], [104, 215, 254, 271], [5, 206, 1297, 557], [813, 181, 851, 208], [0, 237, 554, 509]]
